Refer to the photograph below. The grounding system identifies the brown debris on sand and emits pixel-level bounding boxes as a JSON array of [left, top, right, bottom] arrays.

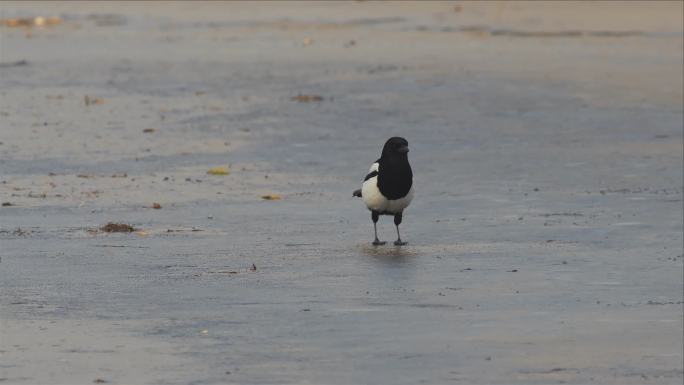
[[0, 60, 29, 68], [291, 94, 324, 102], [84, 95, 105, 106], [261, 194, 281, 200], [101, 223, 136, 233]]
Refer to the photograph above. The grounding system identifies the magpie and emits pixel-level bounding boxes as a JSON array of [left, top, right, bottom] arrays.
[[353, 137, 413, 246]]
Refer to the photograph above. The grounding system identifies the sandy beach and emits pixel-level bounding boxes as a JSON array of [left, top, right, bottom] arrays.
[[1, 2, 682, 384]]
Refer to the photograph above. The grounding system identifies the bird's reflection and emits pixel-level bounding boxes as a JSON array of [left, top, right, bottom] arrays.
[[357, 244, 418, 263], [354, 244, 419, 305]]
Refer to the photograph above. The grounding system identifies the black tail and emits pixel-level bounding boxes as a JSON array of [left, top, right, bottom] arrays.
[[353, 189, 362, 198]]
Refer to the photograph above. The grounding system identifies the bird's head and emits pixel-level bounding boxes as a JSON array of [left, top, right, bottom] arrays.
[[382, 137, 409, 158]]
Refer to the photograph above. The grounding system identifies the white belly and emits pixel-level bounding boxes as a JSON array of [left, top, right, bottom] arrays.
[[362, 177, 413, 214]]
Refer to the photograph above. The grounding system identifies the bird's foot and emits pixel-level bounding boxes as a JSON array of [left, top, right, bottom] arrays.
[[393, 240, 408, 246], [372, 239, 387, 246]]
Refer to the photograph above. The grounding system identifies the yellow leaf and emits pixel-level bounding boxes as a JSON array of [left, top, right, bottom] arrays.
[[207, 166, 230, 175]]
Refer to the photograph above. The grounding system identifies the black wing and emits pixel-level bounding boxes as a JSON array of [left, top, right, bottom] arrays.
[[354, 159, 380, 198], [363, 170, 378, 181], [364, 159, 381, 181]]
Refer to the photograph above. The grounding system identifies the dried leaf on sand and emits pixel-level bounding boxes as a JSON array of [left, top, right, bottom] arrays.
[[84, 95, 105, 106], [101, 223, 135, 233], [291, 94, 324, 102], [1, 16, 61, 28]]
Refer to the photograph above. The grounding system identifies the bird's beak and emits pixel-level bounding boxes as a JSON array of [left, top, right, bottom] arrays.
[[397, 145, 409, 154]]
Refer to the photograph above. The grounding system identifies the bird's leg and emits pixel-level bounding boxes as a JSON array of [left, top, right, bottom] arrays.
[[371, 211, 386, 246], [393, 212, 407, 246]]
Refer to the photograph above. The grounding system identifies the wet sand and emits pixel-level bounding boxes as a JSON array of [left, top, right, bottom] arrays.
[[1, 2, 682, 384]]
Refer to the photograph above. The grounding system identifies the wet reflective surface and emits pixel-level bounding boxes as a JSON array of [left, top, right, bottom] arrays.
[[1, 2, 682, 384]]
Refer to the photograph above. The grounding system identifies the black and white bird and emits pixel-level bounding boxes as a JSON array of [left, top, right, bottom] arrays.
[[353, 137, 413, 246]]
